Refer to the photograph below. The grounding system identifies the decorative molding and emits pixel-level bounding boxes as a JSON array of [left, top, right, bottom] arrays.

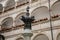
[[4, 25, 60, 39], [0, 17, 60, 33], [0, 2, 29, 14]]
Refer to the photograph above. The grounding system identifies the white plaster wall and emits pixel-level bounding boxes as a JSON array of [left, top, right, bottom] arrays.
[[1, 0, 60, 40]]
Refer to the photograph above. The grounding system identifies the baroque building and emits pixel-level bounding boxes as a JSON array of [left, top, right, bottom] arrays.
[[0, 0, 60, 40]]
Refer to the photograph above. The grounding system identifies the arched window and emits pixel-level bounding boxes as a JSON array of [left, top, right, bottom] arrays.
[[58, 0, 60, 1], [5, 0, 15, 10], [16, 37, 24, 40], [32, 0, 38, 3], [31, 6, 49, 21], [0, 4, 3, 12], [0, 34, 5, 40], [57, 33, 60, 40], [17, 0, 28, 5], [1, 17, 13, 29], [51, 1, 60, 16], [15, 12, 26, 26], [33, 34, 49, 40]]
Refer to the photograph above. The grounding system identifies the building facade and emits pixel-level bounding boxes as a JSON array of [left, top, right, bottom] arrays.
[[0, 0, 60, 40]]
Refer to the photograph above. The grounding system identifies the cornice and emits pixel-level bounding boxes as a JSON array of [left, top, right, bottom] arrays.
[[4, 25, 60, 39], [0, 17, 60, 33]]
